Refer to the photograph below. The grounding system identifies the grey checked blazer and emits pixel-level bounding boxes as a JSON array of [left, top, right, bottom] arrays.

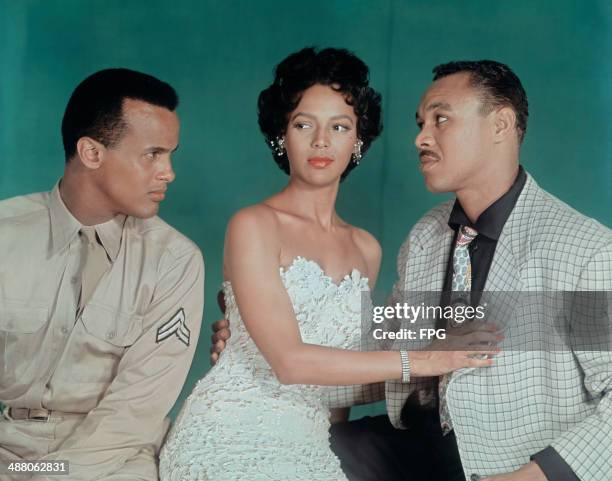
[[328, 173, 612, 480]]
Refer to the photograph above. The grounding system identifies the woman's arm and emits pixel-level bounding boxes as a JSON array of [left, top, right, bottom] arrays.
[[224, 207, 498, 386]]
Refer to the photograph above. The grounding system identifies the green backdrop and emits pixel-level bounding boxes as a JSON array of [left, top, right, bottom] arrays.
[[1, 0, 611, 419]]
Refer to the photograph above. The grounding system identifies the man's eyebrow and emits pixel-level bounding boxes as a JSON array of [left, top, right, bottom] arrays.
[[426, 101, 452, 112], [144, 145, 179, 153], [416, 101, 453, 120]]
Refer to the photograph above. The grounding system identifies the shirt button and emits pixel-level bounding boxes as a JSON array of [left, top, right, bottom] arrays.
[[71, 276, 78, 284], [61, 326, 69, 335], [106, 331, 116, 339], [470, 474, 481, 481]]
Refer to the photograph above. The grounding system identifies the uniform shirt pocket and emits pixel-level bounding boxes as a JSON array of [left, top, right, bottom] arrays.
[[0, 303, 48, 382], [80, 303, 143, 347], [64, 303, 143, 383]]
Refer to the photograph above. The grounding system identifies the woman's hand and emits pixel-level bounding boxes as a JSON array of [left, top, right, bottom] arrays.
[[410, 322, 503, 377]]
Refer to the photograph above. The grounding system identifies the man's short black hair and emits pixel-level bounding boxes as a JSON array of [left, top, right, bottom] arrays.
[[61, 68, 178, 161], [432, 60, 528, 143]]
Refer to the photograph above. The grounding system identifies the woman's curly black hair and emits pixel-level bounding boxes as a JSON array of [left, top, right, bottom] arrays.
[[258, 47, 383, 180]]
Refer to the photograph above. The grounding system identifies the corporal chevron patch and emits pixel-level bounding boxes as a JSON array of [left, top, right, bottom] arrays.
[[156, 308, 190, 346]]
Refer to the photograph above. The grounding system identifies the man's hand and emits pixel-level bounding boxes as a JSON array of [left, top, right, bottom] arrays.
[[210, 318, 231, 365], [482, 462, 547, 481], [210, 289, 231, 365]]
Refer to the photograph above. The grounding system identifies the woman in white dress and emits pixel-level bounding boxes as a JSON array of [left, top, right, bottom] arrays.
[[159, 47, 499, 481]]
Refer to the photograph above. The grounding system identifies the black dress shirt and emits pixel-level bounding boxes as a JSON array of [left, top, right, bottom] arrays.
[[441, 165, 526, 300]]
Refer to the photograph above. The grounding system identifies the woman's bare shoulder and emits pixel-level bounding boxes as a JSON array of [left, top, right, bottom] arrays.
[[227, 203, 279, 233], [350, 225, 382, 266]]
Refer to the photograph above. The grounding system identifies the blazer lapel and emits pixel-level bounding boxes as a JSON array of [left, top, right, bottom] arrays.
[[484, 239, 522, 292], [410, 226, 453, 292], [485, 173, 539, 293]]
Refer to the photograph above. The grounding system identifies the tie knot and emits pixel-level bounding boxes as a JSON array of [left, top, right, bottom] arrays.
[[80, 226, 98, 246], [457, 225, 478, 246]]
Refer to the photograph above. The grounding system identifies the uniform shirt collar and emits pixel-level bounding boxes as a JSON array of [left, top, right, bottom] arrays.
[[49, 181, 126, 261], [448, 165, 527, 241], [49, 182, 82, 255], [96, 214, 126, 262]]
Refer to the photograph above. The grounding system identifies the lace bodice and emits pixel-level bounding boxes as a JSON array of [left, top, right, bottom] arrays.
[[218, 256, 368, 383]]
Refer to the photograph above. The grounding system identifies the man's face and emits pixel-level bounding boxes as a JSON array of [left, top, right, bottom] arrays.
[[97, 99, 179, 218], [414, 73, 496, 194]]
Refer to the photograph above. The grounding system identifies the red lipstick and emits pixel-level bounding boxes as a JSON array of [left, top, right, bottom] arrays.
[[308, 157, 333, 168]]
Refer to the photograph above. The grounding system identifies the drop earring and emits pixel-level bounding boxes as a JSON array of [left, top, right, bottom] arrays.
[[352, 139, 363, 165], [270, 137, 286, 157]]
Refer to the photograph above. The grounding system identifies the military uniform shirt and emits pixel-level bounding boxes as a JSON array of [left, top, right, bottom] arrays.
[[0, 183, 204, 480]]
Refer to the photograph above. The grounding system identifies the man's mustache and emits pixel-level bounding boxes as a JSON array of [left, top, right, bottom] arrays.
[[419, 150, 441, 161]]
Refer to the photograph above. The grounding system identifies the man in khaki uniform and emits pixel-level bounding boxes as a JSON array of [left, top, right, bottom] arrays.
[[0, 68, 204, 480]]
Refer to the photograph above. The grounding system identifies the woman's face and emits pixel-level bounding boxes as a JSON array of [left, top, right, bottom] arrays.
[[284, 84, 358, 185]]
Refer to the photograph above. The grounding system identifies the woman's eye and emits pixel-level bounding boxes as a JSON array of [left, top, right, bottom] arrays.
[[332, 124, 350, 132], [294, 122, 311, 130]]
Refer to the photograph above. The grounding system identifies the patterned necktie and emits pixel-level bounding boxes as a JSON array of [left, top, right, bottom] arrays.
[[439, 225, 478, 434], [78, 226, 110, 313]]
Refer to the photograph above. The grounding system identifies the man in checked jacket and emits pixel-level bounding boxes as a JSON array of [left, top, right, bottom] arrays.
[[212, 60, 612, 481]]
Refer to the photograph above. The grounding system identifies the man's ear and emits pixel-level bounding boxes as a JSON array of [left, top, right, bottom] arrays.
[[75, 136, 105, 169], [492, 106, 517, 144]]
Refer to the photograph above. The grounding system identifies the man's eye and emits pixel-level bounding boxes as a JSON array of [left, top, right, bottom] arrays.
[[145, 152, 159, 160], [436, 115, 448, 124], [416, 121, 424, 130]]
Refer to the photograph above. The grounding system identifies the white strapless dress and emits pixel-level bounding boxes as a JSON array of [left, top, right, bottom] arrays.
[[159, 257, 369, 480]]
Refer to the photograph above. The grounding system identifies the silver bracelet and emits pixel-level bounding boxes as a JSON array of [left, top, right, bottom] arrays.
[[399, 350, 410, 383]]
